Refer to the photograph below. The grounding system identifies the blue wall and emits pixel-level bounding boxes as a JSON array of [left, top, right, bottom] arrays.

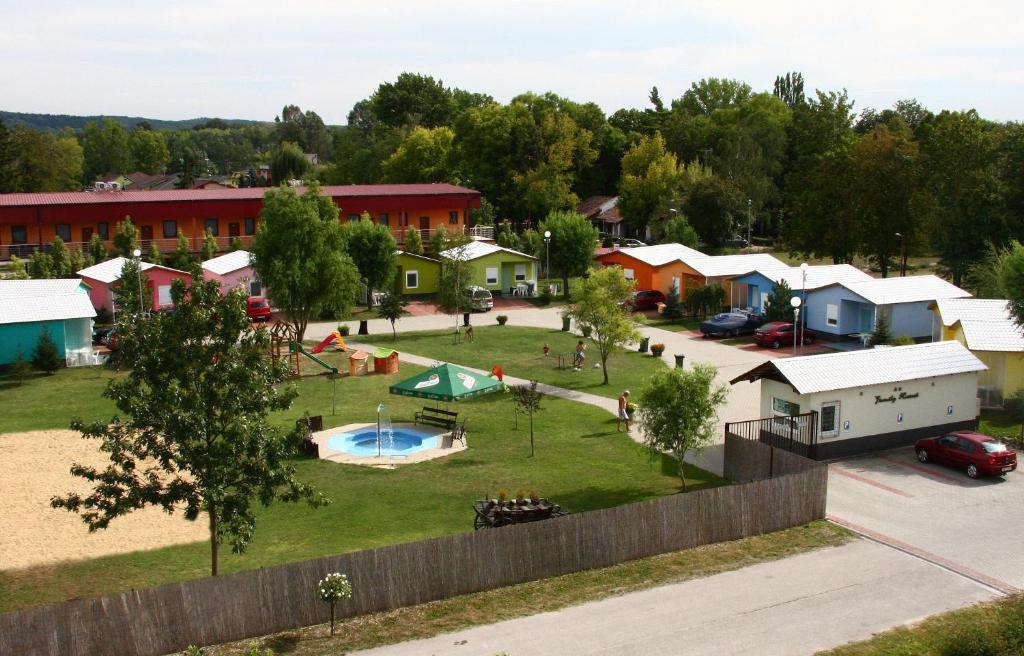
[[732, 271, 777, 312], [804, 286, 873, 336], [889, 301, 937, 339], [0, 320, 66, 365]]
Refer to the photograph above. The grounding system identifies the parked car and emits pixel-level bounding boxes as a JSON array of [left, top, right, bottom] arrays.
[[915, 431, 1017, 479], [725, 234, 749, 248], [700, 312, 765, 338], [623, 290, 667, 312], [92, 325, 115, 345], [246, 297, 272, 322], [621, 238, 647, 248], [753, 322, 816, 349], [101, 328, 119, 350], [465, 286, 494, 312]]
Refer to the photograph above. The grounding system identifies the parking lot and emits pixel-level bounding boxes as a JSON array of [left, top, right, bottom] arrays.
[[826, 445, 1024, 593]]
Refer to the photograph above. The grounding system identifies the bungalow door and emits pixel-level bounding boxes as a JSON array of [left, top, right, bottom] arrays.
[[140, 224, 154, 247], [820, 401, 840, 438], [858, 306, 874, 334]]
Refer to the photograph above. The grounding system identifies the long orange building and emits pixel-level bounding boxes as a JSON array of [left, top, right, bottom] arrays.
[[0, 183, 482, 259]]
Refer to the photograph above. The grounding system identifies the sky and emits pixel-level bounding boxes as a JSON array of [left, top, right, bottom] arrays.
[[1, 0, 1022, 124]]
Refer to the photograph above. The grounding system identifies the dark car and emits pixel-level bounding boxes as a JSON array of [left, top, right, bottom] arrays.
[[92, 325, 115, 345], [700, 312, 765, 338], [247, 297, 272, 322], [624, 290, 667, 312], [753, 321, 816, 349], [725, 234, 749, 248], [915, 431, 1017, 479]]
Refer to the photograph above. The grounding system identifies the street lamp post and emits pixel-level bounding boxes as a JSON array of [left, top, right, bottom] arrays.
[[543, 230, 551, 292], [894, 232, 907, 277], [746, 198, 752, 251], [132, 248, 144, 316], [790, 296, 802, 355], [799, 262, 808, 351]]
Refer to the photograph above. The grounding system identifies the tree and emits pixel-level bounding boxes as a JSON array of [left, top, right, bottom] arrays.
[[69, 247, 89, 275], [88, 233, 108, 263], [403, 226, 424, 255], [8, 255, 29, 279], [82, 118, 131, 183], [10, 349, 32, 385], [662, 279, 684, 320], [201, 229, 218, 261], [376, 290, 407, 340], [250, 184, 361, 341], [51, 277, 328, 576], [113, 256, 153, 318], [678, 78, 752, 116], [637, 365, 728, 491], [49, 237, 72, 278], [870, 313, 892, 347], [0, 120, 17, 192], [1003, 388, 1024, 446], [29, 251, 53, 279], [112, 217, 138, 257], [684, 176, 746, 248], [381, 126, 456, 183], [998, 241, 1024, 330], [269, 142, 310, 183], [495, 221, 522, 251], [773, 72, 805, 109], [662, 214, 699, 247], [33, 330, 63, 373], [763, 279, 794, 322], [172, 232, 195, 270], [520, 228, 543, 260], [9, 126, 83, 191], [437, 240, 474, 329], [509, 380, 544, 456], [342, 213, 398, 309], [563, 266, 640, 385], [617, 132, 681, 234], [146, 240, 163, 265], [128, 128, 170, 174], [537, 210, 598, 299], [370, 72, 456, 129]]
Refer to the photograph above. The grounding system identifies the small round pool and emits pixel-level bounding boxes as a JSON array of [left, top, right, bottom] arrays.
[[326, 428, 440, 457]]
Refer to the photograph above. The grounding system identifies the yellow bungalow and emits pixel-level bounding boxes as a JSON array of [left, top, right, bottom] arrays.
[[931, 298, 1024, 407]]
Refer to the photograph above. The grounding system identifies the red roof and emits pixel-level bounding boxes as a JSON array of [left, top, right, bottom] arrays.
[[0, 183, 481, 208]]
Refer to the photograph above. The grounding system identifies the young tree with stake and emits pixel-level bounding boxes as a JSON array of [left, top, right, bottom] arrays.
[[564, 266, 640, 385]]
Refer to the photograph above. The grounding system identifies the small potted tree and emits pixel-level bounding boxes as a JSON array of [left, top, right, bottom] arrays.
[[317, 572, 353, 637], [650, 343, 666, 357]]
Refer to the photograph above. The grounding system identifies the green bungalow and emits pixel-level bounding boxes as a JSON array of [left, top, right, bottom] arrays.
[[441, 240, 538, 296], [395, 251, 441, 295]]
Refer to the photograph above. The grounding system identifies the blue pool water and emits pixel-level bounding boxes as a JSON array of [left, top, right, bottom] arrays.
[[326, 428, 439, 457]]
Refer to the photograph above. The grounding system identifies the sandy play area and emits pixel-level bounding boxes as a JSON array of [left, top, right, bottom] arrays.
[[0, 430, 208, 571]]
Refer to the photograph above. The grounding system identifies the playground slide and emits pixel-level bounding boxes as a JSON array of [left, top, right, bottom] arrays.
[[310, 331, 346, 354], [289, 341, 338, 374]]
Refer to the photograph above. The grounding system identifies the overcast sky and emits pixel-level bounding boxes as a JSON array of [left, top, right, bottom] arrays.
[[2, 0, 1021, 124]]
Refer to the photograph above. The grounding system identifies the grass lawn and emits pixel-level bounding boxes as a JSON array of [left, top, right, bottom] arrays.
[[0, 349, 724, 612], [979, 408, 1024, 449], [0, 367, 120, 433], [359, 325, 667, 399], [204, 521, 851, 655], [817, 594, 1024, 655]]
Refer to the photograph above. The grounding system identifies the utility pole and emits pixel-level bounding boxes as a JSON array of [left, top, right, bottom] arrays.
[[746, 198, 753, 250]]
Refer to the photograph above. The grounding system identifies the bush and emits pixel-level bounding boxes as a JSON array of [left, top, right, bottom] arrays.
[[11, 350, 32, 385], [890, 335, 916, 346], [496, 315, 509, 326], [338, 324, 350, 336], [538, 286, 553, 306], [32, 331, 62, 374], [650, 343, 665, 357]]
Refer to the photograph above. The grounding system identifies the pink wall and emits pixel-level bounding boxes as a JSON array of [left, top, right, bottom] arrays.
[[82, 267, 192, 312], [202, 266, 261, 297]]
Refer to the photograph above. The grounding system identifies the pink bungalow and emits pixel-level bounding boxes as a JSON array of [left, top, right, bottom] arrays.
[[200, 250, 262, 297], [77, 256, 192, 313]]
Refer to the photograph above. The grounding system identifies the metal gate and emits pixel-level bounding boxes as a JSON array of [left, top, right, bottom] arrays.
[[725, 411, 819, 460]]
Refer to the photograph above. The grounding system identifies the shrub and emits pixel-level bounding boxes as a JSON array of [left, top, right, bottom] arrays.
[[317, 572, 353, 637], [538, 286, 553, 306], [33, 331, 62, 374], [338, 324, 350, 336], [581, 325, 593, 338], [496, 314, 509, 325], [890, 335, 916, 346], [650, 343, 666, 357], [11, 350, 32, 385]]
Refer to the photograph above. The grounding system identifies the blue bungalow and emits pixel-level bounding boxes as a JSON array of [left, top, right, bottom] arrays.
[[728, 265, 872, 314], [802, 275, 970, 341]]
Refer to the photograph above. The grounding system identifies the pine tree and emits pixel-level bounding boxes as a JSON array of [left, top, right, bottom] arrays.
[[29, 251, 53, 279], [32, 331, 62, 374], [870, 313, 892, 347], [201, 229, 218, 261], [147, 241, 163, 265], [403, 226, 424, 255], [173, 232, 194, 270], [9, 255, 29, 279], [11, 350, 32, 385], [113, 217, 138, 257], [88, 233, 108, 263], [49, 237, 72, 278], [662, 279, 683, 320]]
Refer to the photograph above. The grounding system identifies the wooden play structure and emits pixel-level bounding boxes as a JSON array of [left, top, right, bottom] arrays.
[[269, 322, 338, 376]]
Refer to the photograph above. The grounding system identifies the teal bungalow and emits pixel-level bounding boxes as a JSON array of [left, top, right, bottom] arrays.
[[0, 279, 97, 367]]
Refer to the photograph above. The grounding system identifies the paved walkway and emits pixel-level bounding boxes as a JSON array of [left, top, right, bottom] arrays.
[[353, 539, 995, 656]]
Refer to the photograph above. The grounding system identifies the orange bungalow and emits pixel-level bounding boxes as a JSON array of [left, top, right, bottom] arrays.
[[0, 183, 482, 259]]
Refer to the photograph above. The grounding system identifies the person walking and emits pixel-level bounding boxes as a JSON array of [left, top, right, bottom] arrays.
[[574, 340, 587, 371], [617, 390, 631, 432]]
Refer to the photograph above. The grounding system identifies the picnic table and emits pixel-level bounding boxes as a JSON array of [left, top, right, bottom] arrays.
[[473, 498, 568, 530]]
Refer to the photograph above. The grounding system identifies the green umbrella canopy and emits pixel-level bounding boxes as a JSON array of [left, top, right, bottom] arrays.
[[389, 363, 505, 402]]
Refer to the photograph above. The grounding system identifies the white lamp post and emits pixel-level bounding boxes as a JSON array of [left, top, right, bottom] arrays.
[[790, 296, 802, 354], [799, 262, 808, 350], [543, 230, 551, 291], [132, 248, 144, 315]]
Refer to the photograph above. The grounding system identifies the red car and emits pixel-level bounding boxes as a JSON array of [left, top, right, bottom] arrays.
[[753, 321, 816, 349], [915, 431, 1017, 479], [624, 290, 667, 312], [247, 297, 272, 322]]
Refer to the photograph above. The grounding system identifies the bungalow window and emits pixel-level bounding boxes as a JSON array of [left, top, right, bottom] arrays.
[[485, 267, 499, 286], [98, 222, 109, 240], [55, 224, 72, 242], [772, 397, 800, 416], [514, 263, 527, 281], [163, 220, 178, 238], [449, 211, 459, 225], [405, 270, 419, 290], [379, 213, 389, 226], [249, 279, 262, 296], [204, 218, 219, 236], [348, 214, 360, 223], [12, 225, 28, 244], [244, 216, 256, 235], [157, 285, 173, 306], [623, 268, 635, 280], [826, 304, 839, 327]]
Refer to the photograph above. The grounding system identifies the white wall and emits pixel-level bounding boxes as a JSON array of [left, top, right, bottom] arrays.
[[761, 372, 979, 445]]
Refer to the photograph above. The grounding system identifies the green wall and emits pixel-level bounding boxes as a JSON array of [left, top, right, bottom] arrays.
[[0, 320, 66, 365], [467, 252, 537, 294], [396, 253, 441, 295]]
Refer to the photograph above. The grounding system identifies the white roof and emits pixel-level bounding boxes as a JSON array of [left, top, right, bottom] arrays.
[[750, 264, 873, 291], [77, 257, 156, 284], [201, 250, 253, 276], [769, 341, 986, 395], [0, 279, 90, 299], [603, 243, 707, 267], [958, 320, 1024, 352], [687, 253, 789, 278], [840, 275, 971, 305], [440, 240, 536, 261], [0, 281, 95, 325], [933, 298, 1010, 327]]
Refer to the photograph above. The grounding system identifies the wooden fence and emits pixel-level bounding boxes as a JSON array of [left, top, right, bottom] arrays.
[[1, 440, 826, 656]]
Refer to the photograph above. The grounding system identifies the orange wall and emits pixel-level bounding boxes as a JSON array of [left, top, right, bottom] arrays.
[[596, 251, 656, 289], [596, 252, 704, 294]]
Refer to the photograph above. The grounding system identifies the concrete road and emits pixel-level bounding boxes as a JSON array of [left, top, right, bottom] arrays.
[[826, 446, 1024, 593], [352, 539, 995, 656]]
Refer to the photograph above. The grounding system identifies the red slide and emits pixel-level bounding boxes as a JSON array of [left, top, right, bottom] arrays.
[[310, 335, 335, 354]]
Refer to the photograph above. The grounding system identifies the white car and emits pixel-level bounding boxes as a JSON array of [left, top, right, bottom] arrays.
[[465, 286, 494, 311]]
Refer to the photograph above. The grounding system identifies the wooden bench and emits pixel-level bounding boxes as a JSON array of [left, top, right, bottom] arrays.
[[415, 406, 458, 430]]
